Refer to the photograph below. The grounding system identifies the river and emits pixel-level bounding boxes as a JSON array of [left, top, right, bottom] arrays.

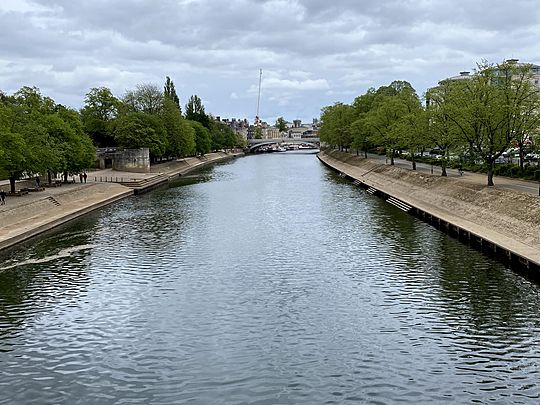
[[1, 152, 540, 404]]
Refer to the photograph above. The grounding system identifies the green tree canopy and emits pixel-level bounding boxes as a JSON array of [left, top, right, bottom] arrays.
[[115, 112, 167, 159], [123, 84, 164, 115], [188, 120, 211, 156], [185, 95, 210, 128], [161, 98, 195, 158], [275, 116, 287, 132], [80, 87, 121, 147], [164, 76, 181, 113]]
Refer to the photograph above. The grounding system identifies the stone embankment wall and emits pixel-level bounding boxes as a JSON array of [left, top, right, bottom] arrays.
[[0, 183, 133, 251], [318, 150, 540, 270]]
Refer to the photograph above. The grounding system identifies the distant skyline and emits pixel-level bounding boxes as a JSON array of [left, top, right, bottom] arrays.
[[1, 0, 539, 124]]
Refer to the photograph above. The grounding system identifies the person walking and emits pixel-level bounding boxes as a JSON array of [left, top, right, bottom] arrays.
[[0, 189, 6, 205], [79, 173, 83, 183], [83, 172, 87, 183]]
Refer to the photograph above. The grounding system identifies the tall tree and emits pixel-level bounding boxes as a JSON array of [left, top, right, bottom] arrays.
[[188, 120, 211, 156], [364, 81, 421, 165], [185, 95, 210, 128], [123, 83, 164, 115], [443, 61, 540, 186], [115, 112, 167, 160], [160, 98, 195, 157], [80, 87, 120, 147], [164, 76, 181, 113], [319, 102, 355, 151]]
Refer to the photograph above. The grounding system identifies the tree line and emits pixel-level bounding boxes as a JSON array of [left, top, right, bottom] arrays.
[[319, 60, 540, 186], [0, 77, 246, 193]]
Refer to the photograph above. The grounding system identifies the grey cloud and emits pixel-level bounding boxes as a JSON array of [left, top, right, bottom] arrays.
[[2, 0, 540, 123]]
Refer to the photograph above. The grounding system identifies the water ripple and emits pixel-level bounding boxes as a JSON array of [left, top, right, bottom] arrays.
[[1, 155, 540, 403]]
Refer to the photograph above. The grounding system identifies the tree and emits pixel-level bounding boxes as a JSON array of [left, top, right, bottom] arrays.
[[115, 112, 167, 160], [426, 81, 467, 176], [319, 102, 355, 151], [442, 61, 540, 186], [350, 118, 370, 157], [0, 132, 26, 193], [364, 81, 421, 165], [188, 120, 211, 156], [275, 116, 287, 132], [164, 76, 181, 113], [7, 87, 59, 186], [185, 95, 210, 128], [56, 106, 95, 178], [349, 90, 378, 157], [160, 98, 195, 158], [80, 87, 120, 147], [123, 83, 164, 115]]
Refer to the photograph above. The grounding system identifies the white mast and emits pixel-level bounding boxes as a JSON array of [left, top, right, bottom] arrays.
[[255, 68, 262, 128]]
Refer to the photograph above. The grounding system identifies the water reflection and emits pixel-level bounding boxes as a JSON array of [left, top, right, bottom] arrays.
[[1, 154, 540, 404], [0, 219, 96, 341]]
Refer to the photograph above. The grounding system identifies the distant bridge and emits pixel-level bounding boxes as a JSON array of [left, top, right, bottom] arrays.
[[247, 138, 320, 152]]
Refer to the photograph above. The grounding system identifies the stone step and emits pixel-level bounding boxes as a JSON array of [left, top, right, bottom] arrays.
[[47, 196, 61, 206], [386, 196, 411, 212]]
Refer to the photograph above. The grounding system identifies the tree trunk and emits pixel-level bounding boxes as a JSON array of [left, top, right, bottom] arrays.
[[390, 150, 395, 165], [356, 149, 359, 156], [519, 146, 524, 172], [412, 158, 416, 171], [441, 160, 447, 177], [63, 171, 68, 183], [364, 148, 367, 158], [48, 170, 52, 185], [487, 162, 495, 186], [9, 176, 16, 194]]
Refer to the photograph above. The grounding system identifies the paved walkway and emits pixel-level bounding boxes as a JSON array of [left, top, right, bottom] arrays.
[[365, 153, 540, 196]]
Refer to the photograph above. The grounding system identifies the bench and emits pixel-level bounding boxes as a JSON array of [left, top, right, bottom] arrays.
[[9, 190, 29, 196]]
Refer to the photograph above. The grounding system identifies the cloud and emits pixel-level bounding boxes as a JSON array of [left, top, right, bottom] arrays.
[[1, 0, 540, 123]]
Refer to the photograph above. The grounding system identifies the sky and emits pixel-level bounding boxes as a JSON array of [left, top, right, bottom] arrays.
[[1, 0, 539, 125]]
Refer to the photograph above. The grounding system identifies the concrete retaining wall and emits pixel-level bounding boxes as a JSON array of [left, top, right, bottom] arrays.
[[318, 150, 540, 275]]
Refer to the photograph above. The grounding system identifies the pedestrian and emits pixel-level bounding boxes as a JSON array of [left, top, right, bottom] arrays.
[[0, 189, 6, 205], [83, 172, 87, 183], [35, 176, 41, 188], [79, 173, 83, 183], [458, 164, 463, 176]]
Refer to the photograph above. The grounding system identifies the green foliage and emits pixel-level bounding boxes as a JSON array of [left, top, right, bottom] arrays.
[[164, 76, 181, 113], [254, 127, 263, 139], [209, 121, 237, 151], [319, 59, 540, 185], [188, 120, 211, 155], [185, 95, 210, 128], [115, 112, 167, 158], [161, 98, 195, 157], [275, 116, 287, 132], [0, 131, 26, 188], [80, 87, 120, 147], [123, 84, 164, 114], [319, 102, 354, 150]]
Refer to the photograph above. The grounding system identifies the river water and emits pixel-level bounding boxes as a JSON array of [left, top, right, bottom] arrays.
[[1, 153, 540, 404]]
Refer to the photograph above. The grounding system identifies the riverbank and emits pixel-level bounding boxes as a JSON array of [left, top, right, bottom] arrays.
[[318, 150, 540, 273], [0, 151, 243, 251]]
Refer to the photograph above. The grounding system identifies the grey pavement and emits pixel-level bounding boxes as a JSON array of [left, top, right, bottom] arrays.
[[365, 153, 540, 196]]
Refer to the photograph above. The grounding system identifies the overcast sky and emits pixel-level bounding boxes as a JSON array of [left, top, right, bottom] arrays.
[[1, 0, 539, 125]]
